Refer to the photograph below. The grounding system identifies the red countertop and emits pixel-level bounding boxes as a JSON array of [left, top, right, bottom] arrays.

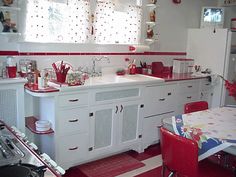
[[147, 73, 210, 82]]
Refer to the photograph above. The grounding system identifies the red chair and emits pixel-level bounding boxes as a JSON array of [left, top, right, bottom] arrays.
[[160, 127, 233, 177], [160, 127, 198, 177], [184, 101, 208, 114]]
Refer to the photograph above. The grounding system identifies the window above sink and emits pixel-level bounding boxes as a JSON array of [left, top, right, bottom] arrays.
[[20, 0, 142, 45]]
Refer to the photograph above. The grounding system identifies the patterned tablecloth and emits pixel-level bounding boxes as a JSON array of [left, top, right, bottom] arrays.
[[172, 106, 236, 161]]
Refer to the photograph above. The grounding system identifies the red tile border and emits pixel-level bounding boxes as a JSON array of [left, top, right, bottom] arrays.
[[0, 51, 186, 56], [0, 51, 19, 56]]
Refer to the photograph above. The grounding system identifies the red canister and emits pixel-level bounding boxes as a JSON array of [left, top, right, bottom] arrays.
[[231, 18, 236, 30], [129, 64, 136, 75]]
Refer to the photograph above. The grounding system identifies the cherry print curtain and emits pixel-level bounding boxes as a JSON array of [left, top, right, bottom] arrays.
[[24, 0, 91, 43], [23, 0, 142, 44], [93, 0, 142, 44]]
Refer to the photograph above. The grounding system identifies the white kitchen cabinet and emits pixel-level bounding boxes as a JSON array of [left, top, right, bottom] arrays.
[[0, 78, 26, 132], [89, 86, 143, 158], [24, 77, 214, 169], [142, 111, 175, 149], [89, 104, 116, 155], [118, 100, 143, 150], [25, 90, 90, 169], [199, 78, 214, 108], [142, 83, 176, 148], [175, 80, 201, 115], [143, 83, 176, 117]]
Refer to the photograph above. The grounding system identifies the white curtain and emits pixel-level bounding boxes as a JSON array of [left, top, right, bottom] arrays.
[[93, 0, 142, 44], [23, 0, 142, 44], [24, 0, 91, 43]]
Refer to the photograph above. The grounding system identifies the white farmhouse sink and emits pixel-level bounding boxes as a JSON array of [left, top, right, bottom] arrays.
[[90, 75, 135, 84], [88, 74, 164, 85]]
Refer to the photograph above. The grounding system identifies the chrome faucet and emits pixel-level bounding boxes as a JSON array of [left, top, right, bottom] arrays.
[[91, 56, 110, 77]]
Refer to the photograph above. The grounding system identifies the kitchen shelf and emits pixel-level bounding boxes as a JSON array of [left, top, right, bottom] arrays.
[[145, 38, 155, 45], [0, 32, 21, 35], [25, 116, 54, 135], [146, 21, 156, 27], [146, 4, 158, 8], [0, 6, 20, 11]]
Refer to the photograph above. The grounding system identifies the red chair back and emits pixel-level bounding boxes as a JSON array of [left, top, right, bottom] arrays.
[[184, 101, 208, 114], [160, 127, 199, 177]]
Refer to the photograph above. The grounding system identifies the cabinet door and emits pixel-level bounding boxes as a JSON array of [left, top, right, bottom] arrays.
[[89, 104, 117, 155], [118, 101, 143, 148]]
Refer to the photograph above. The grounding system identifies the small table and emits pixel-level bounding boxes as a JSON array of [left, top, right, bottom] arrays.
[[162, 106, 236, 161]]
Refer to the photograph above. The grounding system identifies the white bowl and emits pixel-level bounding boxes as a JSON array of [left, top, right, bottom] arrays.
[[35, 120, 51, 131]]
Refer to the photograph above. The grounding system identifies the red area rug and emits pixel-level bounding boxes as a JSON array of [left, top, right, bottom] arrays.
[[77, 153, 145, 177]]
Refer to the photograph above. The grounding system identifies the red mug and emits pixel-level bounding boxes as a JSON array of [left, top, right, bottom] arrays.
[[7, 66, 17, 78]]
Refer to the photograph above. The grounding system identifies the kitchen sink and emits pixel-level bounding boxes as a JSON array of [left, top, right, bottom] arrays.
[[90, 75, 135, 84], [88, 74, 164, 85]]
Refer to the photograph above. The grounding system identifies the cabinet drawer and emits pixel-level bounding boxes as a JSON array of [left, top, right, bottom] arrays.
[[180, 93, 199, 104], [58, 133, 88, 165], [144, 84, 176, 117], [178, 80, 200, 94], [57, 107, 89, 134], [58, 92, 88, 107]]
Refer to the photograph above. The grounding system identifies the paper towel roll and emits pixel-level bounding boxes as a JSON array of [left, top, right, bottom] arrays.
[[129, 45, 150, 52]]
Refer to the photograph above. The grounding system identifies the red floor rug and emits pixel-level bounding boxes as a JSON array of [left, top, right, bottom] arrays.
[[76, 153, 145, 177]]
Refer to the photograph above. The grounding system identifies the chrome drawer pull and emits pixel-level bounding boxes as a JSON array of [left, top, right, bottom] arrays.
[[187, 85, 193, 88], [115, 105, 118, 114], [187, 96, 192, 99], [68, 147, 78, 151], [120, 105, 123, 113], [159, 98, 165, 101], [69, 99, 79, 102], [69, 119, 79, 123]]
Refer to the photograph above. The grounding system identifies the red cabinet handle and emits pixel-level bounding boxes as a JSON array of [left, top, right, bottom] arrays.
[[69, 147, 78, 151], [69, 99, 79, 102]]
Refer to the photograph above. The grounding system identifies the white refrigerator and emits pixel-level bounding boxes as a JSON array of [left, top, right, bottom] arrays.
[[186, 28, 236, 107]]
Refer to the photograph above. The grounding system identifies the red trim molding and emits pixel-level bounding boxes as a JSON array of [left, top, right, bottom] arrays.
[[0, 51, 186, 56]]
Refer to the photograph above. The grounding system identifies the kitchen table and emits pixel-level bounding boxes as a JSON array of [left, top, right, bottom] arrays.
[[162, 106, 236, 161]]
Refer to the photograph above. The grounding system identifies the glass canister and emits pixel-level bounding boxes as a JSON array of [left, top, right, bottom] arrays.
[[19, 59, 31, 77]]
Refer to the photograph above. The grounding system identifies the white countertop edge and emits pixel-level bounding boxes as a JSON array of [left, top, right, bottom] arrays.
[[56, 79, 165, 92], [0, 77, 27, 85]]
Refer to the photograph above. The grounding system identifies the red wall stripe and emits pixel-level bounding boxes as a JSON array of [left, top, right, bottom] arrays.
[[0, 51, 186, 56]]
